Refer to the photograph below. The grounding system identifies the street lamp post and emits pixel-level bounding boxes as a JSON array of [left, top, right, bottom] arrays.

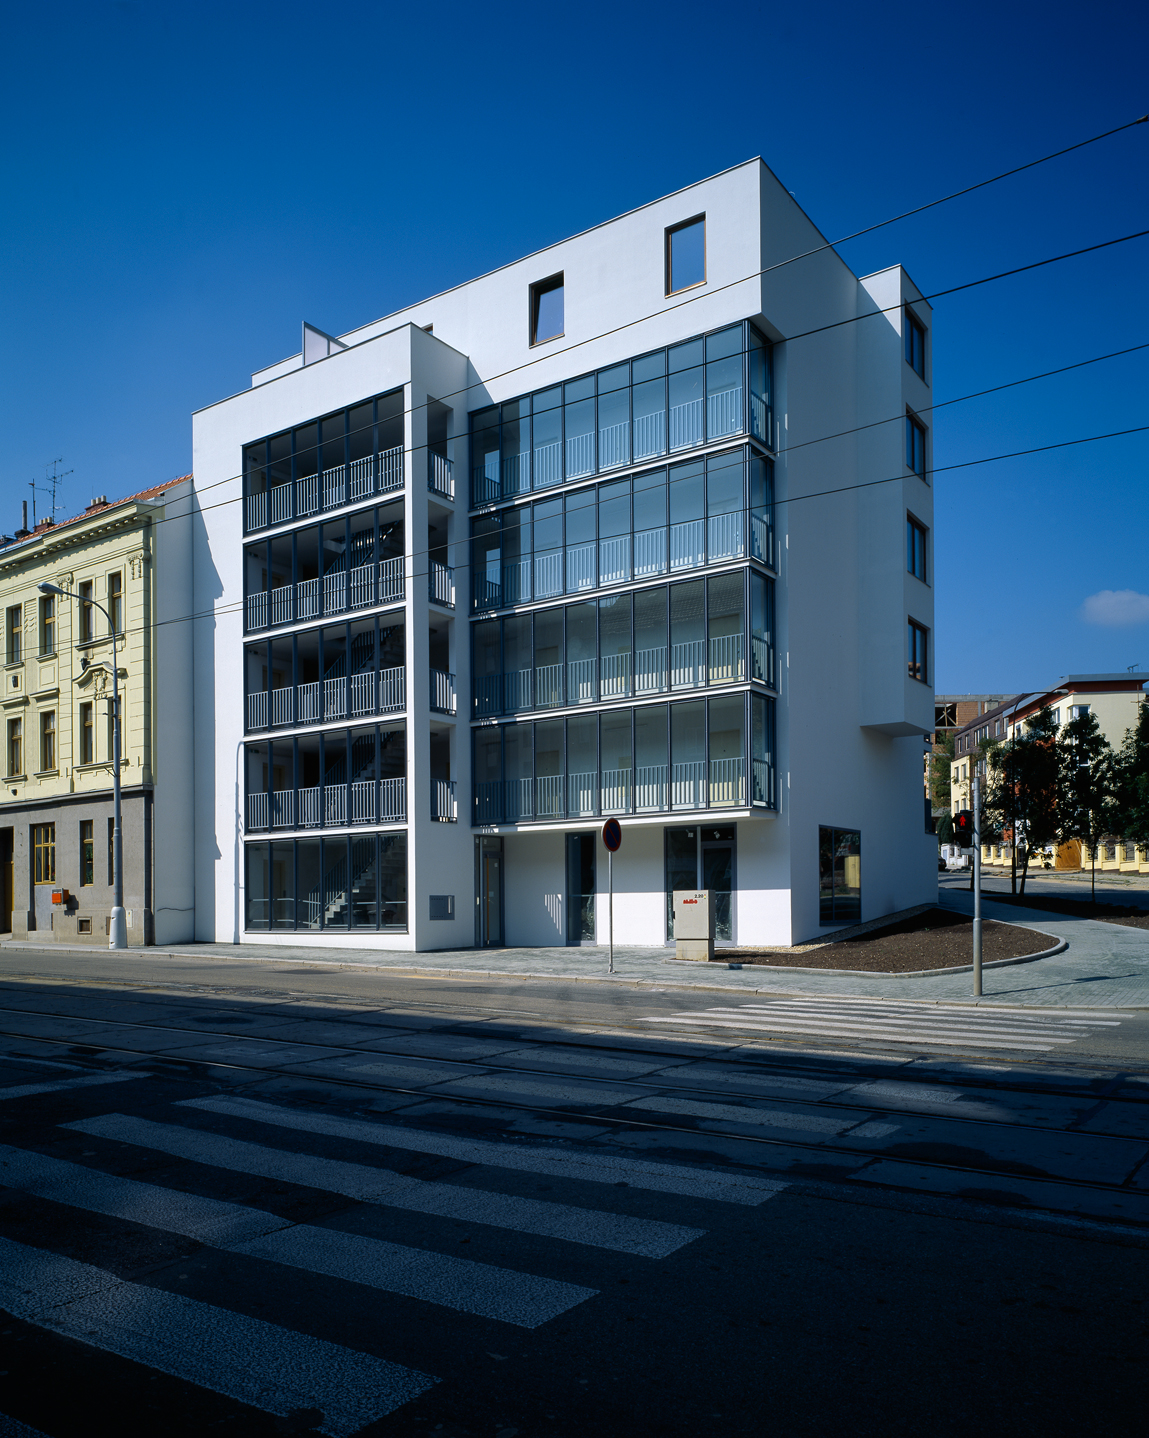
[[38, 582, 125, 950]]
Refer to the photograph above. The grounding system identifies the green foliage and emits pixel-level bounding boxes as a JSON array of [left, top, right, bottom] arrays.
[[1055, 710, 1115, 857], [1110, 701, 1149, 845], [929, 732, 954, 809], [986, 707, 1060, 893], [936, 811, 954, 845]]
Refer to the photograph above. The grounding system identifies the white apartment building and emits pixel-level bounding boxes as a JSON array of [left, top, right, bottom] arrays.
[[191, 159, 937, 950]]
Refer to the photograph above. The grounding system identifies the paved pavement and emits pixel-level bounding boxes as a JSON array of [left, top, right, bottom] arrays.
[[4, 887, 1149, 1010]]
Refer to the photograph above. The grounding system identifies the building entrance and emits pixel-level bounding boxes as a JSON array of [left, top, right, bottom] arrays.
[[478, 836, 503, 945], [0, 828, 11, 934], [665, 824, 736, 941], [565, 833, 596, 944]]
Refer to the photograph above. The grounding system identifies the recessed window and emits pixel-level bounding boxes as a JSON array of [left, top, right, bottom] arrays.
[[39, 595, 55, 657], [7, 717, 22, 777], [80, 820, 94, 886], [530, 274, 564, 346], [907, 515, 927, 581], [40, 710, 56, 771], [6, 605, 21, 664], [666, 216, 705, 295], [905, 412, 927, 477], [79, 581, 94, 643], [33, 823, 55, 885], [80, 701, 94, 764], [905, 308, 926, 377], [108, 572, 123, 634], [908, 619, 929, 684]]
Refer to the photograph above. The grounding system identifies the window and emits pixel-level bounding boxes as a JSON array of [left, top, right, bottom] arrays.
[[40, 710, 56, 771], [1070, 704, 1091, 719], [80, 820, 94, 886], [907, 515, 927, 581], [905, 308, 926, 377], [79, 581, 94, 642], [32, 823, 55, 885], [80, 701, 94, 764], [39, 595, 55, 657], [819, 826, 861, 925], [6, 605, 21, 664], [1050, 708, 1061, 727], [530, 274, 564, 346], [108, 572, 123, 633], [908, 620, 929, 683], [905, 413, 927, 476], [667, 216, 705, 294], [6, 718, 21, 776]]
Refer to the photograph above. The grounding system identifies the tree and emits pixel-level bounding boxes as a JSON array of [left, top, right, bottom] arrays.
[[929, 733, 954, 810], [986, 707, 1059, 895], [1056, 709, 1115, 905], [1110, 701, 1149, 848]]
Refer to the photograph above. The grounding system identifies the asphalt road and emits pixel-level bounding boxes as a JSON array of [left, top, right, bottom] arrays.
[[1, 951, 1147, 1437]]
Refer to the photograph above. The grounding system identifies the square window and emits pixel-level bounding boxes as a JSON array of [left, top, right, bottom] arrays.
[[906, 515, 927, 581], [530, 274, 564, 346], [908, 619, 929, 684], [906, 412, 927, 476], [905, 308, 926, 377], [666, 216, 705, 295]]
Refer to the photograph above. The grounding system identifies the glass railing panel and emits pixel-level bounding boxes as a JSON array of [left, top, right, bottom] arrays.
[[533, 442, 562, 488], [671, 641, 705, 689], [708, 634, 745, 683], [565, 433, 595, 479], [707, 511, 744, 562], [672, 762, 705, 809], [601, 770, 632, 814], [598, 420, 630, 471], [633, 410, 665, 461], [568, 771, 597, 816], [709, 757, 745, 807], [598, 536, 630, 585], [635, 765, 668, 812], [707, 387, 743, 440], [634, 646, 667, 694], [565, 544, 595, 593], [669, 399, 704, 451], [634, 527, 667, 577], [600, 653, 630, 699], [670, 520, 704, 570], [567, 658, 596, 704], [534, 551, 563, 600], [535, 664, 562, 708]]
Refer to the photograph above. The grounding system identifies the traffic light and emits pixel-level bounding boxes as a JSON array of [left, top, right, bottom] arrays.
[[954, 810, 974, 848]]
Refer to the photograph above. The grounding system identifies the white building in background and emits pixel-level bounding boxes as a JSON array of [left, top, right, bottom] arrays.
[[191, 159, 937, 951]]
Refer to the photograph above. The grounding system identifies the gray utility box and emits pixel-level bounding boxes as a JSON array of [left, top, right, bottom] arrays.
[[673, 890, 714, 961]]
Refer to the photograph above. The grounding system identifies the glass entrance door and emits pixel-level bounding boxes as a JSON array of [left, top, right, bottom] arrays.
[[480, 838, 502, 945], [701, 825, 736, 941], [566, 832, 596, 944]]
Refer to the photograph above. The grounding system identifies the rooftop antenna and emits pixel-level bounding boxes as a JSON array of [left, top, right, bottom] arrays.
[[29, 458, 72, 527], [1129, 663, 1142, 672]]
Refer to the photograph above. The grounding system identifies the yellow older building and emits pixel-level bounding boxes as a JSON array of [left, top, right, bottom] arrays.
[[0, 479, 195, 944]]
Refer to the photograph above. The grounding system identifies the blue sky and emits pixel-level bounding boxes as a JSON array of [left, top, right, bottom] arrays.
[[2, 0, 1146, 693]]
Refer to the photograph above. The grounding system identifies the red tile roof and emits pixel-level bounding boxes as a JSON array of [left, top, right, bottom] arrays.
[[6, 476, 192, 545]]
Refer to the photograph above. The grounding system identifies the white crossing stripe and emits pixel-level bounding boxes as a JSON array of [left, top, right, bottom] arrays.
[[0, 1236, 436, 1436], [622, 1096, 898, 1138], [0, 1144, 592, 1327], [178, 1094, 788, 1206], [65, 1113, 702, 1258], [640, 998, 1124, 1052], [0, 1073, 145, 1102]]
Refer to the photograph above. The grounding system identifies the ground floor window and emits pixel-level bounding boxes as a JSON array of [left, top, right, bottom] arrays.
[[819, 826, 860, 925], [566, 832, 596, 943], [80, 820, 94, 886], [244, 832, 407, 931], [32, 823, 55, 884], [664, 823, 736, 941]]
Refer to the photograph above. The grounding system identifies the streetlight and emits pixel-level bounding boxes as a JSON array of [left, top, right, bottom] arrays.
[[38, 581, 125, 949]]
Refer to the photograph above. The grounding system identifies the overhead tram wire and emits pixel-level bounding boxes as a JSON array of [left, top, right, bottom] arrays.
[[121, 418, 1149, 641], [111, 224, 1149, 530]]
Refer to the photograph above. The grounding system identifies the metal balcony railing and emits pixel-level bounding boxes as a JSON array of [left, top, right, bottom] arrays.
[[430, 668, 456, 714], [245, 447, 404, 533], [246, 559, 404, 632], [245, 667, 405, 731], [432, 779, 457, 822], [428, 453, 454, 499], [429, 561, 455, 608]]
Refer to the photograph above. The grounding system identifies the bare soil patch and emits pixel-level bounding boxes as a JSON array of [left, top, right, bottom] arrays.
[[721, 907, 1056, 972]]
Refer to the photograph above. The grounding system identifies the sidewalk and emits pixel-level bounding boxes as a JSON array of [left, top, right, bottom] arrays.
[[4, 891, 1149, 1008]]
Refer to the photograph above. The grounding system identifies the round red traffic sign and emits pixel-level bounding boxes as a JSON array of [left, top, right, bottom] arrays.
[[602, 818, 622, 852]]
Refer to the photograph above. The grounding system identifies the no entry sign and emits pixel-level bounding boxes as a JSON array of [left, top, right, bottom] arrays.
[[602, 817, 622, 852]]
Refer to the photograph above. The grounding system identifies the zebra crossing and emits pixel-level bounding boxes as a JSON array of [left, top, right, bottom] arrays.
[[640, 996, 1125, 1052], [0, 1078, 785, 1435]]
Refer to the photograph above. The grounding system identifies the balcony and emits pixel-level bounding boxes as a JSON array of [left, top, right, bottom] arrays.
[[430, 669, 456, 715], [432, 779, 457, 822], [428, 561, 455, 608], [247, 776, 406, 832], [246, 558, 404, 632], [245, 446, 404, 532], [246, 666, 406, 730], [428, 453, 454, 500]]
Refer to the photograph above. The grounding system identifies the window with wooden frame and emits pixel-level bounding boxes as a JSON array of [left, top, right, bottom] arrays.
[[40, 709, 56, 771], [79, 581, 94, 643], [666, 216, 705, 295], [80, 819, 94, 886], [32, 823, 55, 885], [80, 701, 94, 764], [908, 619, 929, 683], [39, 595, 55, 656], [6, 605, 21, 664], [6, 717, 22, 777], [107, 572, 123, 634]]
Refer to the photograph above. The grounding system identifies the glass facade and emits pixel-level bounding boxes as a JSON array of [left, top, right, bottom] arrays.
[[473, 572, 774, 717], [245, 617, 405, 732], [245, 723, 406, 833], [244, 390, 405, 533], [473, 694, 775, 824], [471, 324, 772, 505], [471, 448, 773, 611], [245, 832, 407, 931]]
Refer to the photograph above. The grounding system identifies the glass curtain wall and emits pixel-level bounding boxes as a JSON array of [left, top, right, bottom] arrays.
[[244, 618, 405, 731], [471, 450, 773, 611], [471, 696, 775, 823], [470, 324, 773, 504], [245, 724, 407, 831], [244, 833, 408, 931]]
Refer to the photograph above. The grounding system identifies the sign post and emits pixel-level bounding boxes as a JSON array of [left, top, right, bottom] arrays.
[[602, 819, 622, 974]]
